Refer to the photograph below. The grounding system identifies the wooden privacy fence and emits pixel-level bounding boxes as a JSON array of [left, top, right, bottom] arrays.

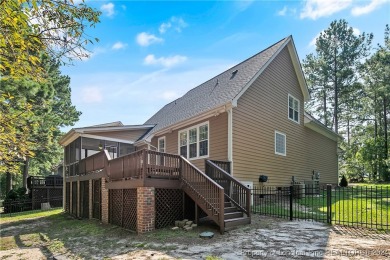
[[252, 185, 390, 231]]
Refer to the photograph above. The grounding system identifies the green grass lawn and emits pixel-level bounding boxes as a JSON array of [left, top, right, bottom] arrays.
[[0, 208, 63, 224], [253, 185, 390, 231]]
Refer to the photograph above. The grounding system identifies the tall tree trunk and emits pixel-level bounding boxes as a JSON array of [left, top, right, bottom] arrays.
[[22, 157, 30, 191], [347, 118, 350, 146], [6, 172, 12, 193], [374, 93, 378, 180], [334, 47, 339, 134], [323, 89, 328, 127], [383, 95, 389, 180]]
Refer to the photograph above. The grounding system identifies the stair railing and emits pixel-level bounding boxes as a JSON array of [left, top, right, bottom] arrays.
[[206, 160, 251, 217], [180, 156, 225, 234]]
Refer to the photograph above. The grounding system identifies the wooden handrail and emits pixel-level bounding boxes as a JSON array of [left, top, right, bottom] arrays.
[[180, 156, 225, 234], [206, 160, 251, 217]]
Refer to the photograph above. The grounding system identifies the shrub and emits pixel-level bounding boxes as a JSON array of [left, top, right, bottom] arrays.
[[339, 175, 348, 187]]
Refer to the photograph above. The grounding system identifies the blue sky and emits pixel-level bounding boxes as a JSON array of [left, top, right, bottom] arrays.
[[61, 0, 390, 131]]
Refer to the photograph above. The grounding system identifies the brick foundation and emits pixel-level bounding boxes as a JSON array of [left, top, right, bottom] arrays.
[[137, 187, 155, 233], [101, 177, 109, 223]]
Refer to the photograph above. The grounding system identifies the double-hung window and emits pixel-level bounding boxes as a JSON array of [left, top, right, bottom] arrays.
[[157, 136, 165, 165], [179, 122, 209, 159], [288, 94, 300, 123]]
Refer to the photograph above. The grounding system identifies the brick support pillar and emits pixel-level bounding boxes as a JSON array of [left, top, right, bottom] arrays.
[[77, 180, 80, 218], [101, 177, 109, 223], [137, 187, 155, 233], [89, 179, 93, 219]]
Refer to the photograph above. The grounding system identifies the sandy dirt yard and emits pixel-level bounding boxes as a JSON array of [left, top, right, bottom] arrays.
[[0, 212, 389, 259]]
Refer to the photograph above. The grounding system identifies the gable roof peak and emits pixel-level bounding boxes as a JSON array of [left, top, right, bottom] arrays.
[[143, 36, 305, 140]]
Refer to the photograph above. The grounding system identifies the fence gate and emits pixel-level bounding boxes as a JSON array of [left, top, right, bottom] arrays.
[[92, 179, 101, 220]]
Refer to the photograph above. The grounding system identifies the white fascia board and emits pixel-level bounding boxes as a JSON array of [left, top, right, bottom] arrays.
[[304, 116, 342, 142], [232, 36, 310, 107], [80, 133, 135, 144], [59, 130, 79, 146], [232, 37, 292, 107], [286, 39, 310, 102], [75, 125, 154, 133]]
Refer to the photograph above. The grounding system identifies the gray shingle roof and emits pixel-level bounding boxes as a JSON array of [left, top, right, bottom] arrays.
[[143, 37, 290, 138]]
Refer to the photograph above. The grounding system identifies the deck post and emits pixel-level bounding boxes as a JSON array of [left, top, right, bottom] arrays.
[[219, 188, 225, 234], [194, 204, 198, 224]]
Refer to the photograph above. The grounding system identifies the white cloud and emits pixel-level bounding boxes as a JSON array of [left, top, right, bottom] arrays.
[[136, 32, 164, 47], [277, 6, 288, 16], [144, 54, 187, 68], [351, 0, 389, 16], [81, 87, 103, 103], [300, 0, 352, 19], [112, 42, 127, 50], [352, 27, 361, 35], [236, 0, 255, 12], [309, 32, 322, 47], [159, 16, 187, 34], [308, 26, 361, 47], [101, 3, 115, 17], [161, 90, 181, 101]]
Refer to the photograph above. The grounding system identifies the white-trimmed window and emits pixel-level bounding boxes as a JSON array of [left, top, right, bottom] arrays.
[[275, 131, 286, 156], [178, 122, 209, 159], [158, 136, 165, 153], [288, 94, 300, 123]]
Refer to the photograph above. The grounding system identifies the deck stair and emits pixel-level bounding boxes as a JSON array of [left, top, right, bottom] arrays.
[[75, 149, 251, 233]]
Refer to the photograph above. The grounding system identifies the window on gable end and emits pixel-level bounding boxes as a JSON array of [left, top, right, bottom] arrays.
[[288, 94, 300, 123]]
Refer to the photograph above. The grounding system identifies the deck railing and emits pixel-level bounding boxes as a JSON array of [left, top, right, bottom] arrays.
[[78, 151, 109, 175], [180, 157, 225, 234], [209, 160, 231, 174], [68, 149, 226, 233], [206, 160, 251, 217]]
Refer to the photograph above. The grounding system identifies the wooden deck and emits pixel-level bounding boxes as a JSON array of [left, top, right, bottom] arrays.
[[64, 149, 251, 233]]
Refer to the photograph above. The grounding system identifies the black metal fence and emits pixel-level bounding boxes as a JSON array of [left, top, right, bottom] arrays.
[[252, 185, 390, 231], [1, 197, 63, 216]]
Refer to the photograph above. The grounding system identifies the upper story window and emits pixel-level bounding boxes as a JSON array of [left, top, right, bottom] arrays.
[[179, 122, 209, 159], [275, 131, 286, 156], [288, 94, 300, 123], [158, 136, 165, 153]]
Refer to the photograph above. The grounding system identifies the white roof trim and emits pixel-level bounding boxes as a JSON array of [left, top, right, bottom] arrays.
[[287, 38, 310, 101], [232, 36, 310, 106], [75, 125, 155, 133], [304, 114, 342, 142]]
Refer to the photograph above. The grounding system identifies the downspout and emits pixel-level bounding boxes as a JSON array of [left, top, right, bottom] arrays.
[[227, 107, 233, 176]]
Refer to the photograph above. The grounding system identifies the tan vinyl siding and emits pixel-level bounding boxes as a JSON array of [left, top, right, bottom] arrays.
[[233, 46, 337, 186], [151, 113, 228, 172], [85, 129, 148, 142], [305, 128, 338, 185]]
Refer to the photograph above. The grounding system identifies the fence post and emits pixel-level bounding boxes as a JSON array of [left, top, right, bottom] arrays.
[[327, 185, 332, 224], [289, 186, 293, 221]]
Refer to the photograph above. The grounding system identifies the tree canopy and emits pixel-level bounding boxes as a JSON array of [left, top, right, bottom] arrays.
[[0, 0, 100, 81], [304, 21, 389, 182]]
